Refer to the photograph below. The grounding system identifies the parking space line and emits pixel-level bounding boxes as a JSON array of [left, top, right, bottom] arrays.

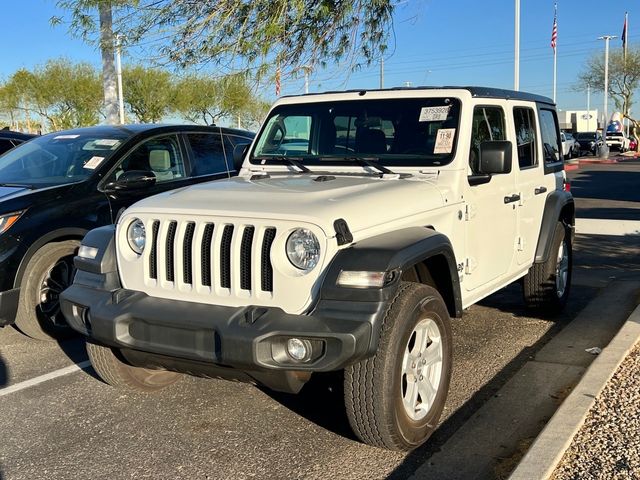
[[576, 218, 640, 236], [0, 361, 91, 397]]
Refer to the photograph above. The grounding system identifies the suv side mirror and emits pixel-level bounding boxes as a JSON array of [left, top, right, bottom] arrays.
[[105, 170, 156, 191], [232, 143, 250, 172], [479, 141, 512, 175]]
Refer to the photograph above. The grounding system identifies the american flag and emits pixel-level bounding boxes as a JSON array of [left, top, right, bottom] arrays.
[[551, 14, 557, 51], [275, 67, 281, 96]]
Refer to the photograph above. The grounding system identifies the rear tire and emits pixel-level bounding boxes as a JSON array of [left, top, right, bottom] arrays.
[[344, 282, 452, 451], [87, 342, 181, 393], [14, 241, 80, 341], [523, 221, 572, 314]]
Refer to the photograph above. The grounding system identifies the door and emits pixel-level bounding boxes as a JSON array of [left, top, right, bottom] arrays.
[[464, 104, 518, 292], [102, 133, 195, 222]]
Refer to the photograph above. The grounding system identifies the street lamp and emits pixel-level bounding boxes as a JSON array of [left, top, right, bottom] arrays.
[[115, 35, 125, 124], [598, 35, 617, 157]]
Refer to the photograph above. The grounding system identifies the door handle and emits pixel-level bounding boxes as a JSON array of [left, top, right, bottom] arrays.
[[534, 186, 548, 195], [504, 194, 521, 204]]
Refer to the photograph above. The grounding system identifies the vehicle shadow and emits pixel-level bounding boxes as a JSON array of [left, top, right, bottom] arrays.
[[55, 336, 101, 382], [261, 370, 357, 441], [0, 349, 7, 387]]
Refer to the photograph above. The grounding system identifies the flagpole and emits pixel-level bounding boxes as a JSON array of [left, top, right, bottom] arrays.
[[553, 3, 557, 103]]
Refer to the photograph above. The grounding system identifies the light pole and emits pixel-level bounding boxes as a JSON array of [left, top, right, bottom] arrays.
[[379, 55, 384, 89], [299, 65, 312, 94], [598, 35, 617, 157], [514, 0, 520, 90], [586, 84, 591, 132], [115, 35, 125, 124]]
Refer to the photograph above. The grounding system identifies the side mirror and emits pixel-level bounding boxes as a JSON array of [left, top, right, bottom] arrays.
[[479, 141, 512, 175], [232, 143, 250, 172], [105, 170, 156, 191]]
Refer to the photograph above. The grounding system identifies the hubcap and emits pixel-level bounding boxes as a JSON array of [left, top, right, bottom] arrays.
[[38, 256, 75, 327], [555, 240, 569, 298], [401, 317, 443, 421]]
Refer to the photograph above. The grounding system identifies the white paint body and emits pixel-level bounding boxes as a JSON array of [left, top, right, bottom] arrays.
[[116, 89, 560, 315]]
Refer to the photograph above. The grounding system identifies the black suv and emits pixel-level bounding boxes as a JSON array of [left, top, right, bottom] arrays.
[[0, 129, 37, 155], [0, 124, 253, 340]]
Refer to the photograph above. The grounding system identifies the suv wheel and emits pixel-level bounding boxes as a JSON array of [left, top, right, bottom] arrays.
[[344, 282, 452, 451], [523, 221, 572, 313], [14, 241, 80, 341], [87, 342, 181, 392]]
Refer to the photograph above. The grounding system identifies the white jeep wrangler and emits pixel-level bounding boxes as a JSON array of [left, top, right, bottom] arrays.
[[61, 87, 574, 451]]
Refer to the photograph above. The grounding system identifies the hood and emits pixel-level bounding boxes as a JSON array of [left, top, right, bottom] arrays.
[[126, 174, 446, 237], [0, 183, 80, 214]]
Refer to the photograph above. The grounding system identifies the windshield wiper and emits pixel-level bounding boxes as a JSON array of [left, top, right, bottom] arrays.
[[0, 183, 35, 189], [342, 157, 395, 175], [252, 156, 312, 173]]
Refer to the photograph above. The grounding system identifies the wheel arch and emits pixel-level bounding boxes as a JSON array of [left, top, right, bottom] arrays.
[[534, 191, 575, 264], [320, 227, 462, 318], [14, 228, 87, 289]]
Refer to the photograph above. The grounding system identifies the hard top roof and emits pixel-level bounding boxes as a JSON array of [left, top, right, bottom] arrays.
[[281, 86, 554, 106]]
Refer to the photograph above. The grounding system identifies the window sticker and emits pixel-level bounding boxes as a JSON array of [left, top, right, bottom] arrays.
[[54, 134, 80, 140], [94, 139, 121, 147], [433, 128, 456, 154], [83, 156, 105, 170], [419, 106, 450, 122]]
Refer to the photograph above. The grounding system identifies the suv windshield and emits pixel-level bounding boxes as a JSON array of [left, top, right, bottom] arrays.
[[0, 132, 129, 187], [251, 97, 461, 168]]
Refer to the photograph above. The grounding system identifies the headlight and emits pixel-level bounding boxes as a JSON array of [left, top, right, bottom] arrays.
[[0, 211, 24, 235], [127, 218, 146, 254], [286, 228, 320, 271]]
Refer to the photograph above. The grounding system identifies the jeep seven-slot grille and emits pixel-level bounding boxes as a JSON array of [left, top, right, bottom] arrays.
[[146, 220, 276, 294]]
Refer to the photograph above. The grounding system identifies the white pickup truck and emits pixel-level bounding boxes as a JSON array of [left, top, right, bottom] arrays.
[[605, 131, 630, 152]]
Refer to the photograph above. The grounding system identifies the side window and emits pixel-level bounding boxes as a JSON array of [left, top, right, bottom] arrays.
[[513, 107, 537, 169], [539, 109, 561, 164], [111, 134, 185, 184], [470, 106, 506, 174], [187, 132, 227, 176], [223, 135, 252, 172], [0, 138, 16, 153]]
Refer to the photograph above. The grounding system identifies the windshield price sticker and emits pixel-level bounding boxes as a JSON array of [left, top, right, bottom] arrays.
[[434, 128, 456, 154], [54, 134, 80, 140], [94, 139, 120, 147], [83, 156, 105, 170], [419, 106, 450, 122]]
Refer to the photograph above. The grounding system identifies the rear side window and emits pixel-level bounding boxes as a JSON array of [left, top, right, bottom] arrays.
[[187, 132, 228, 176], [513, 107, 537, 169], [539, 109, 561, 164], [470, 106, 506, 174], [0, 139, 15, 153]]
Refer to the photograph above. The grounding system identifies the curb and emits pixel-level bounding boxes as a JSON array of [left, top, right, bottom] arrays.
[[509, 303, 640, 480]]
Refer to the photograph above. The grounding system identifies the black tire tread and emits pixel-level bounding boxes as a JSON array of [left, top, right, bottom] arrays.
[[14, 241, 80, 341], [523, 222, 570, 313], [87, 342, 180, 393]]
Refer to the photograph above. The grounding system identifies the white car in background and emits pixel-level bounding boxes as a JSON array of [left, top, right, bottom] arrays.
[[561, 132, 578, 158]]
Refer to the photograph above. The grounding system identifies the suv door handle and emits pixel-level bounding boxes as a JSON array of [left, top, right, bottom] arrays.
[[504, 194, 521, 204], [534, 186, 547, 195]]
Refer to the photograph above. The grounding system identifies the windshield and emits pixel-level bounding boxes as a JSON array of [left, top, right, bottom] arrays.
[[251, 97, 461, 168], [0, 131, 129, 187]]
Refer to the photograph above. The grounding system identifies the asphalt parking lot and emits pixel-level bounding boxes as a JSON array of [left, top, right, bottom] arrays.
[[1, 161, 638, 480]]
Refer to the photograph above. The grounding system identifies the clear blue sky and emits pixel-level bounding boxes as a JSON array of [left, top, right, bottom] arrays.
[[0, 0, 636, 114]]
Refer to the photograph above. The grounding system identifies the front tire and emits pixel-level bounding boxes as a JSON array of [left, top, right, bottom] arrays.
[[344, 283, 452, 451], [14, 241, 80, 340], [523, 221, 572, 313], [87, 342, 181, 392]]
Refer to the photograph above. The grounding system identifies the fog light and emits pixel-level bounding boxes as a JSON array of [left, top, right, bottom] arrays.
[[287, 338, 311, 362]]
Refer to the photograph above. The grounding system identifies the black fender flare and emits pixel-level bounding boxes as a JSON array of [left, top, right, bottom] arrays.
[[319, 227, 462, 318], [534, 191, 575, 264], [13, 227, 88, 289]]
